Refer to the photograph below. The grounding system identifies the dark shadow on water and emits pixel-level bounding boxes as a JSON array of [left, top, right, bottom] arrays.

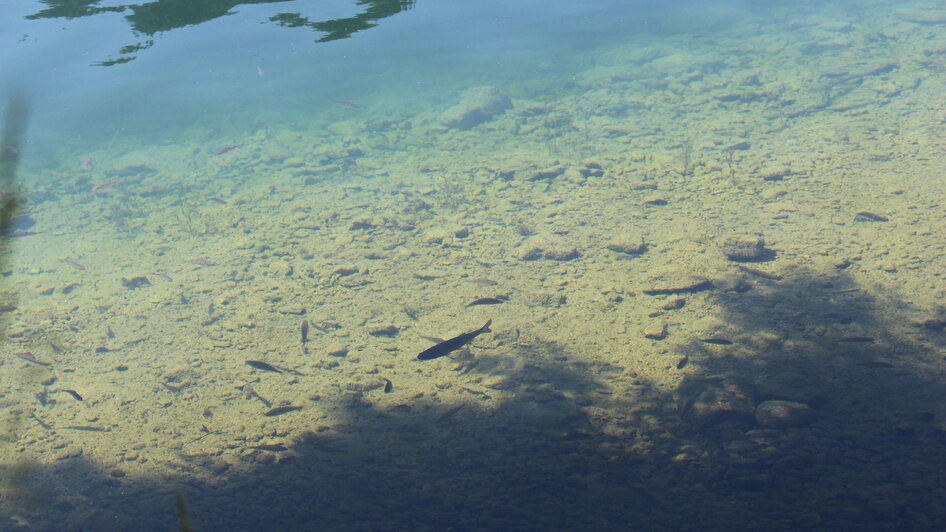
[[2, 257, 945, 529]]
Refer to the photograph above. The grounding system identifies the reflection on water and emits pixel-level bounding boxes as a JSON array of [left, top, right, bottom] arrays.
[[2, 0, 946, 530], [26, 0, 415, 65]]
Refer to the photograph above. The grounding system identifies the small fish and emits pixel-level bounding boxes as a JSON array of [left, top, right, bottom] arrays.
[[245, 360, 282, 373], [857, 360, 894, 369], [208, 197, 227, 205], [213, 144, 242, 156], [59, 389, 83, 401], [736, 265, 781, 281], [840, 336, 875, 343], [854, 212, 888, 222], [10, 231, 42, 238], [61, 425, 109, 432], [15, 351, 51, 366], [436, 404, 466, 423], [335, 101, 360, 110], [831, 288, 861, 294], [190, 257, 216, 267], [301, 320, 309, 346], [241, 384, 272, 408], [699, 338, 733, 345], [36, 387, 48, 406], [61, 258, 86, 271], [383, 378, 393, 393], [264, 405, 301, 417], [0, 304, 18, 313], [30, 412, 53, 430], [202, 407, 213, 419], [467, 295, 508, 307], [417, 319, 492, 361], [91, 179, 124, 196], [249, 443, 287, 452]]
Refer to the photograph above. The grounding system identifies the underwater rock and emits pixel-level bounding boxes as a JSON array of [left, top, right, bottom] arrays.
[[12, 214, 35, 231], [754, 400, 815, 429], [677, 376, 756, 427], [643, 321, 667, 340], [607, 235, 647, 256], [121, 276, 151, 289], [518, 236, 579, 261], [759, 166, 791, 182], [441, 86, 512, 130], [268, 260, 293, 277], [523, 164, 564, 182], [720, 234, 772, 262]]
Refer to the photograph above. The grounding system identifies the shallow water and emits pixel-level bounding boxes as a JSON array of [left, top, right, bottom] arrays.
[[2, 0, 946, 530]]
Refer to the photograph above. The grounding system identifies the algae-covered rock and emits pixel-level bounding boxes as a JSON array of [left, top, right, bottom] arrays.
[[441, 87, 512, 130]]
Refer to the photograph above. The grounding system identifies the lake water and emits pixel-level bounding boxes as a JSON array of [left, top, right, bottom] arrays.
[[1, 0, 945, 530]]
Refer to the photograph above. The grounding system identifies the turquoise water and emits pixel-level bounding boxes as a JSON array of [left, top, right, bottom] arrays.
[[2, 1, 946, 530]]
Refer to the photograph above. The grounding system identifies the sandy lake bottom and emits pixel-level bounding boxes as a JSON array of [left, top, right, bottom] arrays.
[[2, 3, 946, 530]]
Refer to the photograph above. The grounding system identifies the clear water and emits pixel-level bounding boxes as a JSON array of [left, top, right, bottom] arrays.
[[2, 0, 945, 530]]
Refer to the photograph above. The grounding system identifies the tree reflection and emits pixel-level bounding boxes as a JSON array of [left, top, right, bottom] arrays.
[[25, 0, 416, 66]]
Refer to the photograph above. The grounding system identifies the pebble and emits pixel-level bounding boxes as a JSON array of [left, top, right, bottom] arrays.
[[643, 322, 668, 340]]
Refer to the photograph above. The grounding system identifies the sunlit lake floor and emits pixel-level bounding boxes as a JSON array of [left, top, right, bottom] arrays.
[[2, 2, 946, 529]]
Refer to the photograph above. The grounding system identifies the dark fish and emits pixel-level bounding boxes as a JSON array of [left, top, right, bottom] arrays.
[[301, 320, 309, 346], [15, 351, 51, 366], [264, 405, 301, 417], [241, 384, 272, 408], [736, 265, 782, 281], [36, 387, 48, 406], [202, 408, 213, 419], [417, 319, 492, 361], [61, 425, 109, 432], [854, 212, 888, 222], [383, 378, 393, 393], [839, 336, 875, 343], [61, 258, 86, 271], [0, 304, 17, 313], [30, 412, 53, 430], [700, 338, 733, 345], [60, 389, 83, 401], [249, 443, 288, 452], [10, 231, 42, 238], [436, 404, 466, 423], [213, 144, 241, 156], [857, 360, 894, 369], [466, 295, 508, 307], [246, 360, 282, 373]]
